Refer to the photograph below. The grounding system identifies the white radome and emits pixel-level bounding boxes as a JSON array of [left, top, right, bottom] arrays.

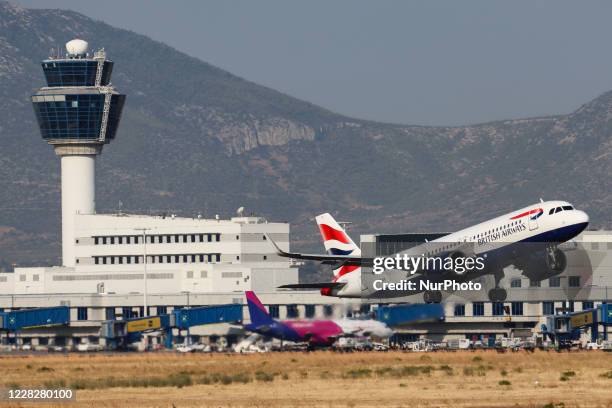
[[66, 39, 88, 55]]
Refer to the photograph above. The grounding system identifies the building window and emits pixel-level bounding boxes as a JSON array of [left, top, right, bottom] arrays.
[[19, 275, 26, 282], [529, 279, 541, 287], [263, 235, 267, 241], [542, 301, 554, 315], [510, 279, 522, 288], [33, 274, 39, 282], [323, 305, 334, 317], [157, 306, 167, 315], [549, 277, 561, 287], [191, 235, 196, 243], [360, 304, 371, 315], [263, 255, 267, 260], [200, 271, 207, 278], [186, 271, 193, 279], [511, 302, 523, 316], [102, 237, 107, 245], [492, 302, 504, 316], [569, 276, 581, 288], [215, 234, 220, 242], [110, 237, 115, 245], [215, 254, 220, 262], [105, 307, 115, 320], [94, 237, 100, 245], [565, 301, 574, 312], [236, 235, 239, 240], [454, 304, 465, 317], [122, 307, 132, 319], [286, 304, 299, 318], [77, 307, 88, 321], [305, 305, 315, 318], [582, 301, 594, 310], [268, 305, 280, 319], [472, 302, 484, 316], [94, 257, 99, 265], [199, 255, 205, 262]]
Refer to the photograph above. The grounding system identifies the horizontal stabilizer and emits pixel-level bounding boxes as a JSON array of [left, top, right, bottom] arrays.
[[278, 282, 346, 290], [265, 234, 366, 265]]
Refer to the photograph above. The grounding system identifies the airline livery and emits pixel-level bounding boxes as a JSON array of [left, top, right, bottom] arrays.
[[243, 291, 392, 346], [274, 201, 589, 302]]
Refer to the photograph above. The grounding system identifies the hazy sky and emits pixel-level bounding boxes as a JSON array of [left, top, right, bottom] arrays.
[[16, 0, 612, 125]]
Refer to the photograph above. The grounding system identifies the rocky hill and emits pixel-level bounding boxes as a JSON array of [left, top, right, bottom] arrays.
[[0, 1, 610, 268]]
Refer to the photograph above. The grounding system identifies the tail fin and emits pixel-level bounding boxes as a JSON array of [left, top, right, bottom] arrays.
[[245, 291, 274, 325], [315, 213, 362, 288], [315, 213, 361, 257]]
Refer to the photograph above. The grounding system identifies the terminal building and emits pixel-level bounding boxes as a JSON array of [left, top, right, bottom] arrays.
[[0, 39, 610, 348]]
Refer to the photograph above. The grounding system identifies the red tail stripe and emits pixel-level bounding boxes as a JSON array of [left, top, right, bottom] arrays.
[[318, 224, 350, 244], [510, 208, 543, 220], [337, 265, 360, 277]]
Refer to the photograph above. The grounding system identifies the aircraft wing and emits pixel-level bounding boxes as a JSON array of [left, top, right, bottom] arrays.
[[266, 234, 367, 265], [278, 282, 346, 290]]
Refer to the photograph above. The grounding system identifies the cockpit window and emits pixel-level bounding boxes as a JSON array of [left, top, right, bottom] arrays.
[[554, 207, 562, 214], [548, 208, 555, 215], [562, 205, 573, 211]]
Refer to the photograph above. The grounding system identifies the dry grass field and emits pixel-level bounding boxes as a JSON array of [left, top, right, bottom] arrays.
[[0, 350, 610, 408]]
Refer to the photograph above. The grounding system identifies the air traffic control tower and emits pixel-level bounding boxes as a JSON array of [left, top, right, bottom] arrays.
[[31, 39, 126, 267]]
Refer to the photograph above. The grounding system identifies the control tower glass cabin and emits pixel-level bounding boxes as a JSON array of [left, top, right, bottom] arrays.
[[31, 39, 126, 267]]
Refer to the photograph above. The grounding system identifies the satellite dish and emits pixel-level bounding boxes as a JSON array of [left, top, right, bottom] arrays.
[[66, 39, 88, 56], [236, 206, 245, 216]]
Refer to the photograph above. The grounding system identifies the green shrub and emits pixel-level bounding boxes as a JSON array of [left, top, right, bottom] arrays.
[[255, 371, 275, 382], [498, 380, 511, 386], [600, 370, 612, 379], [343, 368, 372, 379]]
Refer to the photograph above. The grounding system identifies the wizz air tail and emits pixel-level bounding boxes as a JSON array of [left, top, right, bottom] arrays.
[[315, 213, 361, 257], [245, 291, 274, 326]]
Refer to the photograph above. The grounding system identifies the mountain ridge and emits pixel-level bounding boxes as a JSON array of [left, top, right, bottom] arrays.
[[0, 1, 610, 269]]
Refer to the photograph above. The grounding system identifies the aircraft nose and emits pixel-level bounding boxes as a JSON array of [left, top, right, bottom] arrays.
[[577, 210, 589, 226]]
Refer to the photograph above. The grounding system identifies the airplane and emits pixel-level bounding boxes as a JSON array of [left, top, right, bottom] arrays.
[[274, 201, 589, 302], [243, 291, 393, 347]]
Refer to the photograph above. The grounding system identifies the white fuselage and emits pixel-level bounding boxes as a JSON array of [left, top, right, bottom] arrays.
[[334, 201, 589, 298]]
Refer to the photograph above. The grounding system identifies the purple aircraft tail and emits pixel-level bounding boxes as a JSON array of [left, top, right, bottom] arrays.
[[245, 291, 274, 326]]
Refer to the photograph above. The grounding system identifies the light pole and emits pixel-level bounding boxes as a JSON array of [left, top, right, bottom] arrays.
[[135, 227, 151, 317], [181, 291, 191, 344], [600, 275, 608, 304]]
